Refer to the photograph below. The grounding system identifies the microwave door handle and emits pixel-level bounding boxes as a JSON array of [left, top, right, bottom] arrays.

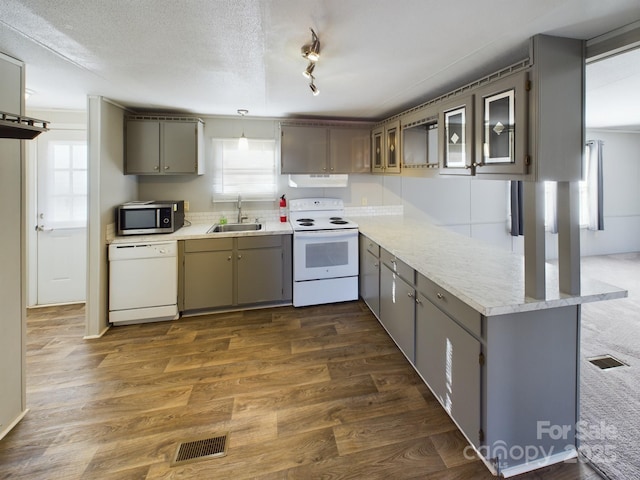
[[156, 209, 161, 228]]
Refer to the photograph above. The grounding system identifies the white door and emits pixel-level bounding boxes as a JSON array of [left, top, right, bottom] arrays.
[[36, 130, 87, 305]]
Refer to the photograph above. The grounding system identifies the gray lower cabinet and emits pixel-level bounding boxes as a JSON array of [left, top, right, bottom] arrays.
[[415, 291, 481, 448], [379, 249, 416, 362], [182, 238, 234, 310], [236, 236, 287, 304], [359, 235, 380, 318], [180, 235, 292, 312], [358, 233, 582, 475]]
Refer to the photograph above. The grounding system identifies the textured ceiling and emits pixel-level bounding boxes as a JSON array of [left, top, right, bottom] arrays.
[[1, 0, 639, 128]]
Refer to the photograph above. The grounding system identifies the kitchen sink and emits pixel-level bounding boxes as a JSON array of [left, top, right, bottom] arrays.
[[207, 223, 262, 233]]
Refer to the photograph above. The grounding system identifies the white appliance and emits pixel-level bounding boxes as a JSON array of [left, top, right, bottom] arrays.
[[108, 240, 179, 325], [289, 198, 359, 307]]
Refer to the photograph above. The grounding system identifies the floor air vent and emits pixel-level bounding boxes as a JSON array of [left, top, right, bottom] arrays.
[[588, 355, 627, 370], [171, 433, 229, 466]]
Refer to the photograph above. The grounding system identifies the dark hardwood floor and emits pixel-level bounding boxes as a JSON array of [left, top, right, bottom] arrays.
[[0, 301, 603, 479]]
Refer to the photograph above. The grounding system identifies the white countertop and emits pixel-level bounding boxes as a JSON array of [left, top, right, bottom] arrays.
[[108, 220, 292, 244], [354, 215, 627, 316]]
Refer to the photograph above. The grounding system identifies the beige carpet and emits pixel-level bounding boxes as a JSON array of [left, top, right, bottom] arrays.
[[580, 253, 640, 480]]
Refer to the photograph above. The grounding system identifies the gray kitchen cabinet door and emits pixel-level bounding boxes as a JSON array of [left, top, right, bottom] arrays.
[[379, 263, 416, 362], [281, 124, 328, 173], [360, 241, 380, 318], [183, 250, 233, 310], [329, 127, 371, 173], [237, 247, 283, 304], [415, 293, 481, 448], [125, 120, 161, 174], [162, 121, 199, 174]]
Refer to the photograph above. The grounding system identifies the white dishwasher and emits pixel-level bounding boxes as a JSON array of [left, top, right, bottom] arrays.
[[108, 240, 179, 325]]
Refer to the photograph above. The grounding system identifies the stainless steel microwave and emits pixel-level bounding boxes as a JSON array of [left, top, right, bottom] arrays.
[[116, 200, 184, 235]]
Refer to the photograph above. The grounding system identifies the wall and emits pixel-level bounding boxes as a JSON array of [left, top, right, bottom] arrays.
[[581, 129, 640, 255], [134, 117, 640, 259], [0, 52, 26, 439], [86, 96, 136, 337], [137, 116, 513, 249]]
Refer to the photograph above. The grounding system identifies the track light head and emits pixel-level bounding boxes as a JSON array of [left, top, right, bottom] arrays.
[[301, 28, 320, 62], [302, 62, 315, 79], [309, 77, 319, 96]]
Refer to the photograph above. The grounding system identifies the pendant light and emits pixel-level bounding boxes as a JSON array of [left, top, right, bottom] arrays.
[[237, 109, 248, 150]]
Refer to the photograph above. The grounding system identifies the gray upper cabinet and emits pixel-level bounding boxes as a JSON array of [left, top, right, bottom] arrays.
[[281, 123, 371, 174], [329, 127, 371, 173], [474, 70, 529, 176], [125, 117, 204, 175]]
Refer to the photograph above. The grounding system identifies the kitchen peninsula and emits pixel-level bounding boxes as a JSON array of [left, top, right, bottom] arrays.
[[354, 214, 626, 477]]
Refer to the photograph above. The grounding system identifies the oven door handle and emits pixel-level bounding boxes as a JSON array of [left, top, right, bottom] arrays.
[[294, 229, 358, 239]]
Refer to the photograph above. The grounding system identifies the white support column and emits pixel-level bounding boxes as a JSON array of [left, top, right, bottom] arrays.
[[524, 181, 546, 299], [557, 181, 581, 295]]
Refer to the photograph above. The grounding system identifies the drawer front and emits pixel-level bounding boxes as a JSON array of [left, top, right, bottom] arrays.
[[380, 248, 414, 284], [184, 237, 234, 253], [365, 238, 379, 257], [237, 235, 283, 250], [417, 272, 481, 337]]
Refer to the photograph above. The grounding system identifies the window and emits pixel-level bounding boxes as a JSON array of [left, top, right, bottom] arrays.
[[211, 138, 277, 202], [45, 140, 87, 228]]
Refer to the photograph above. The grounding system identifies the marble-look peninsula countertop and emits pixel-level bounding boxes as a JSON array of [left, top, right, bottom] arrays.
[[108, 220, 292, 244], [353, 215, 627, 317]]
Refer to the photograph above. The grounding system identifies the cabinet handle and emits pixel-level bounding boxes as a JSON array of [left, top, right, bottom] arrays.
[[374, 262, 379, 267], [153, 165, 159, 171], [227, 256, 232, 261], [415, 298, 422, 305], [237, 254, 242, 260], [436, 292, 445, 300], [164, 166, 170, 170], [407, 292, 414, 298]]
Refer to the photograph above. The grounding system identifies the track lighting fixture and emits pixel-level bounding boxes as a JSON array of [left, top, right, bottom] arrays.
[[301, 28, 320, 62], [237, 109, 248, 150], [301, 28, 320, 96]]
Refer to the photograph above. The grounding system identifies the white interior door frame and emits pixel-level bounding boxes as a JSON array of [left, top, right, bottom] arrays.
[[26, 121, 87, 306]]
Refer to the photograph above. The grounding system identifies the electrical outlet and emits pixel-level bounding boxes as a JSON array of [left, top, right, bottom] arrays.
[[184, 201, 190, 212], [361, 196, 368, 206]]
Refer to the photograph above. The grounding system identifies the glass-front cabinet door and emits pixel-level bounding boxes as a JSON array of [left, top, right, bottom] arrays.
[[371, 120, 401, 174], [474, 70, 529, 176], [371, 125, 384, 173], [438, 94, 474, 175], [385, 119, 401, 173]]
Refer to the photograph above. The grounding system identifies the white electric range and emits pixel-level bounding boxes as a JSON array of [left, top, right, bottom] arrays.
[[288, 198, 359, 307]]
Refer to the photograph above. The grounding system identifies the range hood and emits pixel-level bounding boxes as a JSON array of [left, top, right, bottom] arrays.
[[288, 174, 349, 188], [0, 111, 49, 140]]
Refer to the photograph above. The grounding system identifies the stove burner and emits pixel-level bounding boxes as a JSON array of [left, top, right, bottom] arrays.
[[297, 218, 314, 223], [330, 220, 348, 225], [299, 222, 314, 227], [330, 217, 343, 221]]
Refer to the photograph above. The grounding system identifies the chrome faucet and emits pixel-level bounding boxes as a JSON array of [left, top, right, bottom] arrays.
[[237, 195, 248, 223]]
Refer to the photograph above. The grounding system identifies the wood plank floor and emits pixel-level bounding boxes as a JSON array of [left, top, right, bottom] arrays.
[[0, 301, 604, 479]]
